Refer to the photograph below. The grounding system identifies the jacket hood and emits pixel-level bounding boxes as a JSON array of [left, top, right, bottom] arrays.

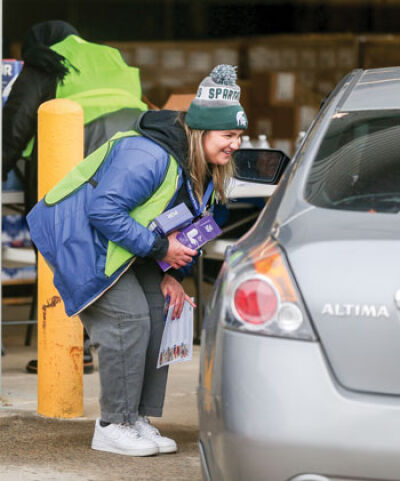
[[134, 110, 189, 173], [22, 21, 79, 54], [22, 21, 80, 79]]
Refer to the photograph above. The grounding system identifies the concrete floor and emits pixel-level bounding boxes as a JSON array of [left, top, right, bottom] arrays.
[[0, 325, 202, 481]]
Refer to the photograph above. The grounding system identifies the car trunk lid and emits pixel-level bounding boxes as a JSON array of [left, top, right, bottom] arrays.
[[281, 208, 400, 395]]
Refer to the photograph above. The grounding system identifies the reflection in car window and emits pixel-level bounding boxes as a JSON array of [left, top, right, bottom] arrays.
[[305, 111, 400, 213]]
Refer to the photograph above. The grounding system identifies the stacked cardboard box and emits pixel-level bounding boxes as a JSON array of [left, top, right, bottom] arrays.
[[245, 34, 358, 94], [246, 70, 321, 155], [107, 37, 327, 156], [106, 39, 242, 107], [13, 33, 400, 155], [244, 34, 359, 154], [106, 35, 358, 155], [358, 34, 400, 68]]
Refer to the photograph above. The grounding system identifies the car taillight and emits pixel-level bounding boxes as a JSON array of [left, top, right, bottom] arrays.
[[233, 276, 278, 328], [226, 240, 316, 340]]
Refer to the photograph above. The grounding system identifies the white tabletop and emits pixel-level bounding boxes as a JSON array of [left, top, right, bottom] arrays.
[[227, 178, 275, 199], [2, 181, 275, 204], [2, 191, 24, 204], [2, 246, 36, 267]]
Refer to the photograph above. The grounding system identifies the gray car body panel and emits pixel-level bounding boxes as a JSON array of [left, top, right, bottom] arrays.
[[340, 67, 400, 111], [198, 67, 400, 480], [199, 330, 400, 481], [278, 209, 400, 395]]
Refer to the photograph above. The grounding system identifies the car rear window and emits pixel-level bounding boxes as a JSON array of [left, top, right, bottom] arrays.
[[305, 110, 400, 213]]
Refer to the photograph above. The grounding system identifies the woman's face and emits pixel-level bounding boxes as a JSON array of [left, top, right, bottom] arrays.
[[203, 130, 243, 166]]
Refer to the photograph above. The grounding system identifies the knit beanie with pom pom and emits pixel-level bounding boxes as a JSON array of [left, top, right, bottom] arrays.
[[186, 64, 248, 130]]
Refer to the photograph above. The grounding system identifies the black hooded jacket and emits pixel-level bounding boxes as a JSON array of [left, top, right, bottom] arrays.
[[135, 110, 189, 178], [135, 109, 213, 281], [3, 21, 79, 184], [135, 109, 210, 220], [3, 21, 143, 213]]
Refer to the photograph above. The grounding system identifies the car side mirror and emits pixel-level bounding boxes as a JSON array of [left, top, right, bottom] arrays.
[[233, 149, 290, 185]]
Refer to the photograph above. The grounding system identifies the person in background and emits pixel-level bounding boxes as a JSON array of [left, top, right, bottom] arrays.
[[2, 20, 148, 373], [27, 64, 248, 456], [3, 20, 147, 211]]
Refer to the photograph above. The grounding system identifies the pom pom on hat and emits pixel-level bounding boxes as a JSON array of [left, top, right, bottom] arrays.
[[210, 64, 237, 86], [186, 64, 248, 131]]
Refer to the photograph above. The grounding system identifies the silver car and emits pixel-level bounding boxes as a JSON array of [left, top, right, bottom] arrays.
[[198, 67, 400, 481]]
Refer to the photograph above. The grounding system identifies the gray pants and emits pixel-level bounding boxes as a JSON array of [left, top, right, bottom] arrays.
[[80, 260, 168, 424]]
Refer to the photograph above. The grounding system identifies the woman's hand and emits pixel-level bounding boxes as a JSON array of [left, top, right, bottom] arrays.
[[162, 231, 198, 269], [161, 274, 196, 320]]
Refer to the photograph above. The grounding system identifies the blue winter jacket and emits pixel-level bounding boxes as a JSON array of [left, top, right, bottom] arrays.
[[28, 133, 184, 317]]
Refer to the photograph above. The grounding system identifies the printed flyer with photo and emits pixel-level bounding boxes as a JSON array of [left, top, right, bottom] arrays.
[[157, 299, 194, 368]]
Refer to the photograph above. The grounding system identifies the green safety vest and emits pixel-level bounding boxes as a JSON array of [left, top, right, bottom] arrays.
[[23, 35, 147, 157], [45, 130, 179, 278], [51, 35, 147, 123]]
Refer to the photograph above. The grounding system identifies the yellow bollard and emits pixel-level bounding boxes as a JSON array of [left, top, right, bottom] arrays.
[[37, 99, 84, 418]]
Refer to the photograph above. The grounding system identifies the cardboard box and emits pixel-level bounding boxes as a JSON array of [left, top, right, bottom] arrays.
[[106, 38, 243, 109], [300, 49, 317, 70], [214, 47, 240, 67], [252, 102, 319, 142], [337, 46, 357, 69], [149, 203, 194, 236], [270, 72, 297, 105], [316, 79, 335, 97], [248, 73, 272, 108], [281, 48, 298, 69], [107, 39, 241, 72], [163, 93, 195, 111], [187, 51, 213, 73], [297, 105, 319, 132], [237, 79, 252, 120], [296, 82, 324, 106], [132, 45, 159, 67], [359, 35, 400, 69], [249, 71, 298, 109], [272, 139, 293, 157], [248, 45, 281, 72], [252, 116, 273, 138], [270, 105, 298, 139], [158, 216, 222, 272], [319, 48, 336, 69], [2, 59, 23, 106], [247, 33, 358, 68], [161, 49, 186, 70]]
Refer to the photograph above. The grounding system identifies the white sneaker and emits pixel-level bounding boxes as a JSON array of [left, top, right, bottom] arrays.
[[135, 416, 177, 454], [91, 418, 159, 456]]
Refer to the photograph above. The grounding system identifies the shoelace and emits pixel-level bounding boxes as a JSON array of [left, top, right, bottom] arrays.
[[119, 424, 141, 439], [136, 417, 161, 437]]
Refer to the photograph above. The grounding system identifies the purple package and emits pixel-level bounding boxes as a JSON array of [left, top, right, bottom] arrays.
[[158, 215, 222, 271], [149, 203, 193, 236]]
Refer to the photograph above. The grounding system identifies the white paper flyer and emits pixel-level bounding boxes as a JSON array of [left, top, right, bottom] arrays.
[[157, 299, 194, 368]]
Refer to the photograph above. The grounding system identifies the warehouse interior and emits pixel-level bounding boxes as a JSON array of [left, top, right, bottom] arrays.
[[5, 0, 400, 153], [2, 4, 400, 478], [3, 0, 400, 346]]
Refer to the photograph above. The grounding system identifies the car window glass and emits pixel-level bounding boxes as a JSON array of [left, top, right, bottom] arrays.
[[305, 110, 400, 213]]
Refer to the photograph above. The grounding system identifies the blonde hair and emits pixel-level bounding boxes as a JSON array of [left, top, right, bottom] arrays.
[[180, 117, 235, 205]]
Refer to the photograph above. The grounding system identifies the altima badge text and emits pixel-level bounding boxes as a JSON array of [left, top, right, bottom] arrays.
[[322, 304, 389, 318]]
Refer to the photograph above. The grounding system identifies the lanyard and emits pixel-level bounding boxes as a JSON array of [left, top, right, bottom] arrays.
[[185, 177, 214, 217]]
